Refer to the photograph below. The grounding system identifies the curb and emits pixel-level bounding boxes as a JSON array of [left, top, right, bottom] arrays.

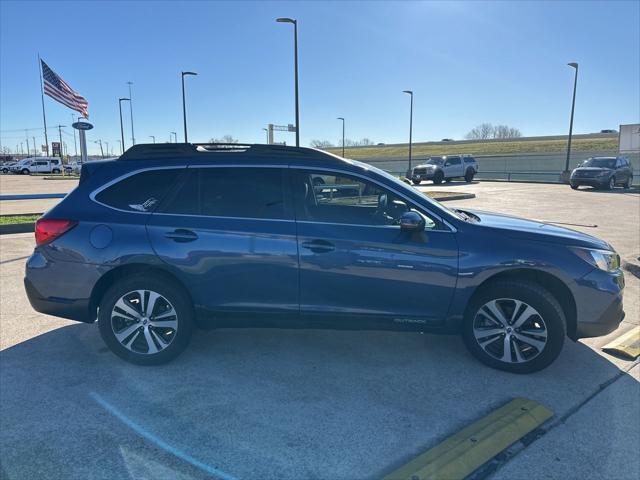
[[432, 193, 476, 202], [0, 223, 35, 235]]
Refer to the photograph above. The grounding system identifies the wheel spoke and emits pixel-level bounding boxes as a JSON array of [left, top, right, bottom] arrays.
[[477, 334, 502, 349], [482, 300, 508, 327], [114, 323, 141, 343], [520, 327, 547, 339], [515, 332, 546, 351], [150, 318, 177, 330], [500, 335, 512, 362], [150, 328, 169, 347], [512, 302, 538, 328], [152, 307, 176, 321], [123, 330, 141, 349], [513, 339, 525, 362], [113, 298, 141, 320], [475, 327, 504, 339], [143, 327, 159, 354], [145, 291, 162, 317]]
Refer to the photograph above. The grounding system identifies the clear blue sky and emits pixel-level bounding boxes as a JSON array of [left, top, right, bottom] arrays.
[[1, 1, 639, 155]]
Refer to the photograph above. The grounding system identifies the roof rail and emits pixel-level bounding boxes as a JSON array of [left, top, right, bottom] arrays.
[[118, 142, 336, 161]]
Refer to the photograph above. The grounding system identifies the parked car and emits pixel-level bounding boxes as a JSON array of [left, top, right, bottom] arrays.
[[1, 161, 16, 174], [570, 156, 633, 190], [25, 143, 625, 373], [11, 157, 61, 175], [64, 161, 83, 174], [410, 155, 478, 185]]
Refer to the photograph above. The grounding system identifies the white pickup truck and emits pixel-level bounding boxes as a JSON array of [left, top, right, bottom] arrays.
[[410, 155, 478, 185], [10, 157, 62, 175]]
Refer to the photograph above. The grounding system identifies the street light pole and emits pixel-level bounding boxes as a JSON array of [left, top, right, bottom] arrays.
[[171, 132, 177, 143], [276, 17, 299, 147], [104, 141, 109, 157], [337, 117, 345, 157], [116, 140, 122, 154], [181, 71, 198, 143], [149, 135, 156, 143], [118, 97, 130, 153], [262, 128, 269, 143], [127, 81, 135, 145], [71, 114, 78, 157], [57, 125, 65, 161], [94, 140, 104, 158], [563, 62, 579, 180], [403, 90, 414, 176]]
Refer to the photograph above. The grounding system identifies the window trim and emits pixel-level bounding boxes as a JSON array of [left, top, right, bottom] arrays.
[[291, 166, 457, 232]]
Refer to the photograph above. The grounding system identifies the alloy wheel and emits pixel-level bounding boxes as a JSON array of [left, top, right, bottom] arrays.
[[110, 290, 178, 354], [473, 298, 548, 364]]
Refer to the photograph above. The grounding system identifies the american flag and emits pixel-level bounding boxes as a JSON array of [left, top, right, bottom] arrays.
[[41, 60, 89, 118]]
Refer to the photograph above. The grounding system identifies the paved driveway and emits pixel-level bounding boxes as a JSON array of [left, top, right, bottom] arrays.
[[1, 182, 638, 480]]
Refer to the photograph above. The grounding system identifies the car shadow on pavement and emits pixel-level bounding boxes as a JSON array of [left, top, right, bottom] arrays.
[[0, 323, 637, 480], [573, 186, 640, 195]]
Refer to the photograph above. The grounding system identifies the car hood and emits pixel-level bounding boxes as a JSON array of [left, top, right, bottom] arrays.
[[464, 209, 611, 250], [572, 167, 612, 173]]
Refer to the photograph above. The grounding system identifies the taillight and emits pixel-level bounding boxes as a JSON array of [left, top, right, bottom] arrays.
[[35, 219, 78, 246]]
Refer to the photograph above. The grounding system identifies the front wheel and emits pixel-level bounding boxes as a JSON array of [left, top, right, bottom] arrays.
[[464, 170, 475, 183], [98, 275, 194, 365], [570, 183, 579, 190], [52, 168, 61, 174], [607, 177, 615, 190], [462, 281, 566, 373], [624, 177, 632, 189], [21, 169, 29, 175], [412, 179, 422, 185]]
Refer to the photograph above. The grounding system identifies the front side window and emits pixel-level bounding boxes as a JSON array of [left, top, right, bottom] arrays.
[[446, 157, 461, 165], [293, 169, 436, 228], [159, 167, 289, 220], [95, 168, 183, 212]]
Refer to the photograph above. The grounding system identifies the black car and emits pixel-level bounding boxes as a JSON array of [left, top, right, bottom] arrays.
[[570, 156, 633, 190]]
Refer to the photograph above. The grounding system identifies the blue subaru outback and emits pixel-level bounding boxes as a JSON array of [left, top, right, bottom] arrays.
[[25, 143, 625, 373]]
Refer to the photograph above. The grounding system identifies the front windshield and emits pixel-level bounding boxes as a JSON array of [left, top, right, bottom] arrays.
[[580, 158, 616, 168], [425, 157, 443, 165]]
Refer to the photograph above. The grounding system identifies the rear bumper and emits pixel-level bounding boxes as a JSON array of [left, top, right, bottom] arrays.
[[24, 277, 93, 323]]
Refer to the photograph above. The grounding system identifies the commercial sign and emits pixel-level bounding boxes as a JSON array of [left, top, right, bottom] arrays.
[[51, 142, 61, 156]]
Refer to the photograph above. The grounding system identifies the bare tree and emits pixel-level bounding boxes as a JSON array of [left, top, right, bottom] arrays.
[[466, 123, 522, 140], [465, 123, 495, 140], [209, 135, 239, 143], [339, 138, 375, 147], [310, 139, 334, 148]]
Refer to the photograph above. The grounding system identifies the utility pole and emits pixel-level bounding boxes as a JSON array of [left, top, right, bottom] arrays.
[[57, 125, 65, 162], [562, 62, 579, 182], [25, 131, 30, 158], [71, 113, 78, 158], [127, 81, 135, 145], [149, 135, 156, 143]]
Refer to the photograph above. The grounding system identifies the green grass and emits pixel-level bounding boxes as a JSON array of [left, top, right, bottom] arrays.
[[0, 215, 39, 225], [326, 136, 618, 160]]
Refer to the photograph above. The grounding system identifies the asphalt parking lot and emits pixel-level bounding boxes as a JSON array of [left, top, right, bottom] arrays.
[[1, 181, 639, 480]]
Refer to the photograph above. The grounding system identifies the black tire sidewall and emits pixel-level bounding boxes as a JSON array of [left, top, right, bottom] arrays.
[[465, 170, 474, 182], [98, 275, 194, 365], [433, 171, 444, 184], [462, 282, 566, 374]]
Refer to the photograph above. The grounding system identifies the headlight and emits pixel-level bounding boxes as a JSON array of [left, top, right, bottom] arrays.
[[597, 170, 610, 177], [572, 248, 620, 272]]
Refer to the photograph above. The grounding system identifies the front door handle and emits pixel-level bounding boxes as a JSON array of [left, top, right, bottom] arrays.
[[164, 229, 198, 243], [301, 239, 335, 253]]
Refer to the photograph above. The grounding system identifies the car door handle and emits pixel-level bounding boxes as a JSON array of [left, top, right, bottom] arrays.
[[164, 229, 198, 242], [301, 239, 335, 253]]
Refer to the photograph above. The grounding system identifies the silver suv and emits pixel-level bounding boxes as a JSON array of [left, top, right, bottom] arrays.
[[410, 155, 478, 185]]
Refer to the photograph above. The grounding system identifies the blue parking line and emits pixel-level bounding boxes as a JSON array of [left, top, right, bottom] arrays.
[[90, 391, 238, 480], [0, 193, 66, 200]]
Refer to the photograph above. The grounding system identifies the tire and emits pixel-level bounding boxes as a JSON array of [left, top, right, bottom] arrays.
[[570, 183, 579, 190], [433, 171, 444, 184], [412, 180, 422, 185], [462, 280, 566, 374], [21, 169, 29, 175], [607, 177, 615, 190], [1, 168, 7, 174], [52, 168, 60, 174], [624, 176, 632, 189], [98, 274, 194, 365], [464, 170, 475, 183]]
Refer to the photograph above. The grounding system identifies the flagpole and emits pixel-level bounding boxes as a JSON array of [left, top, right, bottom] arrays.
[[38, 54, 49, 155]]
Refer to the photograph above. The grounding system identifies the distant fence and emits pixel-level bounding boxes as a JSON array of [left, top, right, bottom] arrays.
[[363, 150, 640, 184]]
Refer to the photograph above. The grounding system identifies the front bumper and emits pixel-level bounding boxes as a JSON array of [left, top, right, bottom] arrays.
[[411, 172, 436, 181], [570, 176, 610, 187], [572, 268, 625, 339]]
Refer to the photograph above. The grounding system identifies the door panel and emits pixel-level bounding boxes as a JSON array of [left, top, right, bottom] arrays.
[[293, 169, 459, 327]]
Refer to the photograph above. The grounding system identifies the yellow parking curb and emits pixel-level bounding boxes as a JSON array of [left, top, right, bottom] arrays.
[[602, 326, 640, 360], [383, 398, 553, 480]]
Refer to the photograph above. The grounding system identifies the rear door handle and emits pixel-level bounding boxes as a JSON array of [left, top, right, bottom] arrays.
[[301, 239, 335, 253], [164, 229, 198, 243]]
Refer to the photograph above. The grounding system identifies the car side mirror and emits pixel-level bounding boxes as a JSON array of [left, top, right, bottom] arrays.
[[400, 211, 425, 232]]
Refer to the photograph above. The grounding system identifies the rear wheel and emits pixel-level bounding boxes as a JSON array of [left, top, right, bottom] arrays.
[[412, 179, 422, 185], [433, 171, 444, 184], [21, 169, 29, 175], [464, 170, 475, 183], [462, 281, 566, 373], [98, 275, 194, 365], [570, 183, 579, 190]]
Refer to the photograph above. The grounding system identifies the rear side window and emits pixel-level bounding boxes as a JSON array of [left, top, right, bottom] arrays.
[[464, 157, 475, 163], [447, 157, 461, 165], [95, 168, 183, 212], [159, 167, 289, 220]]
